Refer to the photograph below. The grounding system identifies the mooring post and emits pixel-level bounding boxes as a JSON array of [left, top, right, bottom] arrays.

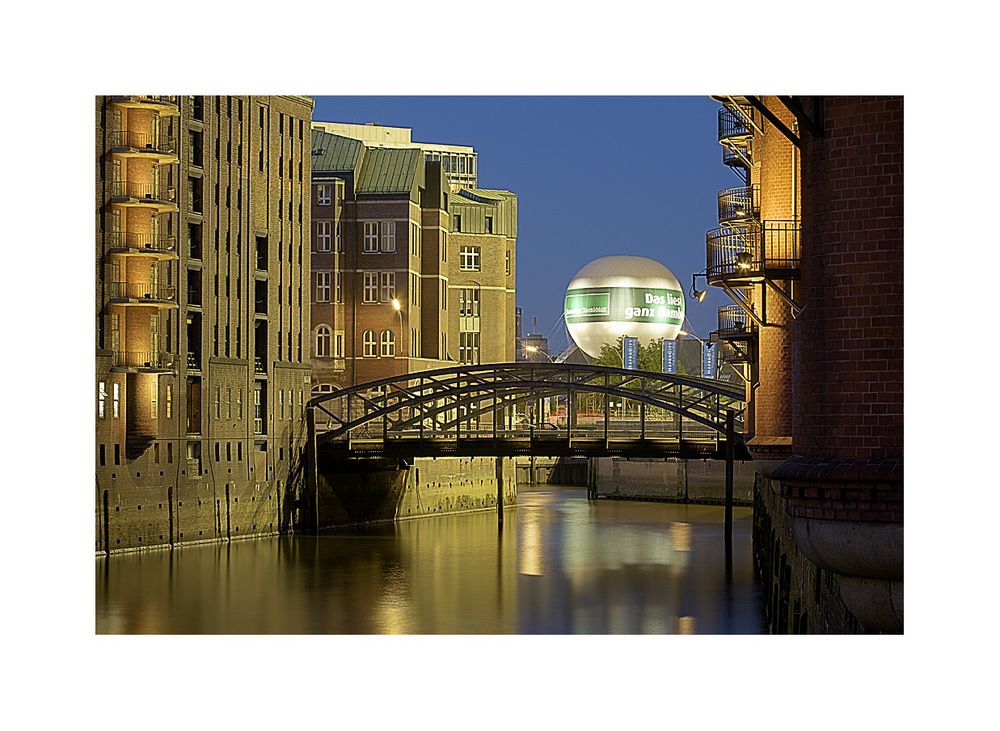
[[725, 409, 734, 561]]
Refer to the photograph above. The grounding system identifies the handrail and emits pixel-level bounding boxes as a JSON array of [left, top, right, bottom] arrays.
[[111, 350, 171, 369], [718, 304, 752, 336], [718, 105, 753, 144], [108, 281, 176, 301], [107, 130, 176, 153], [706, 220, 800, 279], [717, 184, 760, 225], [108, 231, 175, 251], [109, 181, 176, 202]]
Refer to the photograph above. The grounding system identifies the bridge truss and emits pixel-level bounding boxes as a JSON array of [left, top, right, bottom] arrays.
[[308, 363, 747, 459]]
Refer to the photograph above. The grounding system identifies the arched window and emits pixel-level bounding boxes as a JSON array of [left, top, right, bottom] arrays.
[[363, 330, 377, 357], [314, 325, 331, 357], [381, 329, 395, 357]]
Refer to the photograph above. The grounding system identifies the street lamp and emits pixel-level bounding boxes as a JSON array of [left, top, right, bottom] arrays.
[[390, 297, 402, 358], [690, 273, 707, 303], [523, 344, 555, 362]]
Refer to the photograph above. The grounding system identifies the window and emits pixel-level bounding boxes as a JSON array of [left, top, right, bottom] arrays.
[[410, 273, 419, 306], [460, 332, 480, 364], [441, 234, 447, 262], [151, 382, 158, 419], [380, 221, 396, 253], [316, 221, 332, 252], [335, 272, 343, 302], [454, 214, 462, 232], [363, 222, 379, 253], [506, 250, 511, 276], [441, 280, 448, 310], [381, 330, 395, 357], [336, 221, 343, 251], [363, 273, 379, 303], [410, 222, 419, 256], [363, 330, 377, 357], [315, 325, 332, 357], [411, 327, 419, 358], [460, 246, 480, 271], [485, 215, 493, 234], [380, 272, 395, 303], [279, 388, 284, 419], [113, 383, 120, 419], [459, 287, 480, 317], [215, 386, 221, 419], [227, 387, 232, 419], [166, 385, 172, 418], [98, 382, 107, 418], [334, 331, 344, 357], [441, 332, 448, 360], [317, 272, 331, 302], [236, 389, 242, 419]]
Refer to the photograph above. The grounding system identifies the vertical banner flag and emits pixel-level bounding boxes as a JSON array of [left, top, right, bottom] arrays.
[[663, 339, 677, 375], [702, 342, 716, 379], [623, 336, 639, 370]]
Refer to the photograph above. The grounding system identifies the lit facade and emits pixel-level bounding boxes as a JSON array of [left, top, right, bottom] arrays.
[[96, 95, 314, 552]]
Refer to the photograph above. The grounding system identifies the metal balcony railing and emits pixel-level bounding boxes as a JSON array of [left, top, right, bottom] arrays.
[[108, 281, 176, 301], [706, 220, 800, 281], [718, 105, 753, 145], [111, 350, 170, 369], [717, 185, 760, 226], [109, 181, 176, 202], [107, 130, 177, 153], [108, 231, 175, 253], [717, 304, 753, 338]]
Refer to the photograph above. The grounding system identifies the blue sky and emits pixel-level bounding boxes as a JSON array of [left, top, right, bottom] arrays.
[[313, 96, 737, 350]]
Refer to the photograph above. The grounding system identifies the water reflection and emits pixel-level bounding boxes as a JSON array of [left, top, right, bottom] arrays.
[[96, 485, 764, 634]]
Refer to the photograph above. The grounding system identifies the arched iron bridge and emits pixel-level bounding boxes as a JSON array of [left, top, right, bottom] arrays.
[[308, 362, 747, 460]]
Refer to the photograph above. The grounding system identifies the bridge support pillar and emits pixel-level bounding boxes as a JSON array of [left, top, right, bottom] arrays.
[[725, 410, 735, 568]]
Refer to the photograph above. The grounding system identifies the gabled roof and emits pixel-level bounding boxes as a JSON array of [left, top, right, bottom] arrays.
[[311, 129, 363, 173], [355, 147, 422, 195]]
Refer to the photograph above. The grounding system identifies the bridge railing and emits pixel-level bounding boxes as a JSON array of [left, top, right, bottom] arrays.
[[310, 363, 745, 452]]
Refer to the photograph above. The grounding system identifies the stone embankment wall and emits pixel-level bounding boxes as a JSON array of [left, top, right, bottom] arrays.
[[312, 456, 516, 529], [753, 475, 870, 633], [97, 456, 514, 555], [592, 457, 756, 504]]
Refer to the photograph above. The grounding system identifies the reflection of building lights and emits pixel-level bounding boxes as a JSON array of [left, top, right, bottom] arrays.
[[518, 512, 544, 576], [670, 522, 691, 552], [677, 616, 696, 634]]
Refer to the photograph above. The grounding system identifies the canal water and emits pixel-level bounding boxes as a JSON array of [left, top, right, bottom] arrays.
[[96, 485, 765, 634]]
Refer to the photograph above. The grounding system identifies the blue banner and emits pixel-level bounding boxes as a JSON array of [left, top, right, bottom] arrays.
[[702, 342, 716, 379], [663, 339, 677, 374], [623, 336, 639, 370]]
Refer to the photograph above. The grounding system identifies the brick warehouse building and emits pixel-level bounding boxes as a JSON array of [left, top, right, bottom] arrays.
[[309, 127, 516, 393], [95, 95, 314, 553], [705, 96, 903, 632]]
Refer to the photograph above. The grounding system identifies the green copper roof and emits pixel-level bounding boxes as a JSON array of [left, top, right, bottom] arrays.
[[457, 188, 515, 204], [356, 147, 422, 195], [311, 129, 363, 173]]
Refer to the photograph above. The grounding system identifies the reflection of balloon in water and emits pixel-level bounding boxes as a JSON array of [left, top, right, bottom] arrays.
[[564, 255, 685, 358]]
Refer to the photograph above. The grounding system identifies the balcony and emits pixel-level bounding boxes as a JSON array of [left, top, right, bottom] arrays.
[[111, 350, 175, 372], [716, 304, 756, 341], [706, 220, 800, 285], [109, 95, 180, 116], [107, 231, 177, 259], [718, 105, 753, 147], [107, 130, 178, 162], [717, 185, 760, 227], [108, 281, 177, 307], [108, 181, 178, 213]]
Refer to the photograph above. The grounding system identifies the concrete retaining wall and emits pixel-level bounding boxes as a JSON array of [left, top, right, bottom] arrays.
[[593, 457, 756, 504]]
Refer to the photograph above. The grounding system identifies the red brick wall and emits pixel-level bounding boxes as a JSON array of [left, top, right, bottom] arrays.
[[753, 98, 799, 440], [794, 97, 903, 460]]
